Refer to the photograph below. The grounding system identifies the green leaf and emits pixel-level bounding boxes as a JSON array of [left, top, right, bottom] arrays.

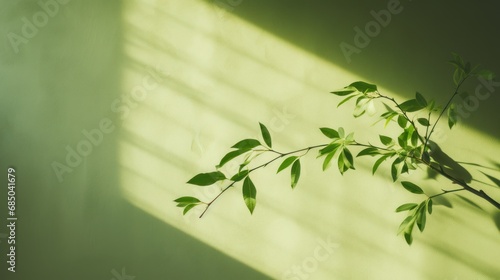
[[401, 162, 409, 174], [318, 143, 341, 156], [404, 231, 413, 245], [231, 139, 261, 150], [291, 159, 301, 189], [384, 112, 398, 127], [372, 155, 389, 175], [338, 149, 353, 174], [401, 181, 424, 194], [379, 135, 393, 146], [353, 107, 366, 118], [357, 147, 380, 157], [397, 131, 408, 148], [396, 203, 418, 212], [427, 100, 436, 111], [277, 156, 298, 173], [397, 215, 414, 235], [399, 99, 425, 112], [218, 149, 251, 168], [447, 104, 458, 129], [349, 81, 377, 93], [174, 196, 201, 204], [380, 111, 396, 119], [231, 170, 249, 182], [239, 154, 252, 172], [323, 152, 335, 171], [415, 92, 428, 107], [259, 122, 272, 148], [187, 171, 226, 186], [397, 115, 408, 128], [174, 196, 201, 207], [337, 94, 357, 107], [416, 203, 427, 232], [183, 204, 198, 215], [343, 148, 355, 169], [417, 118, 430, 126], [410, 130, 419, 146], [346, 133, 355, 143], [338, 127, 345, 138], [242, 177, 257, 214], [391, 158, 403, 182], [320, 127, 339, 139], [382, 103, 396, 113], [331, 87, 356, 96], [338, 154, 346, 174], [427, 199, 433, 214], [353, 96, 368, 117], [403, 215, 416, 245]]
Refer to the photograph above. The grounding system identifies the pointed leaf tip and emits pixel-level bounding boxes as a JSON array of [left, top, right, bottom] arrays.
[[320, 127, 339, 139], [396, 203, 418, 212], [401, 181, 424, 194], [231, 139, 261, 150], [183, 204, 198, 215], [291, 159, 301, 189], [348, 81, 378, 93], [277, 156, 298, 173], [259, 123, 272, 148], [242, 177, 257, 214], [415, 92, 428, 107]]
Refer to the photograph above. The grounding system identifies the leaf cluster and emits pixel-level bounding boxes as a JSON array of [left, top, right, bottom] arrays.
[[317, 127, 355, 174], [396, 182, 431, 245], [177, 123, 274, 215], [175, 53, 499, 245]]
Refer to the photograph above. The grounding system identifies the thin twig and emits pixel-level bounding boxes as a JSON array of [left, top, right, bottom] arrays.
[[425, 75, 469, 149], [199, 144, 328, 218]]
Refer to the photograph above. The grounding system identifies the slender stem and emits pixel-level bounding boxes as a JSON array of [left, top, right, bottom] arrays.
[[351, 142, 393, 152], [199, 182, 235, 218], [429, 188, 464, 199], [411, 156, 500, 209], [200, 137, 499, 218], [199, 143, 328, 218], [357, 144, 500, 208], [425, 75, 469, 149]]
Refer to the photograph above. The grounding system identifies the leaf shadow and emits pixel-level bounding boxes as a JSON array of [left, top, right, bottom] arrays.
[[493, 212, 500, 232], [480, 172, 500, 189]]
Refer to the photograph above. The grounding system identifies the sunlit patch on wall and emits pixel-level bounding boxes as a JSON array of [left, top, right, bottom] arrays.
[[118, 0, 500, 279]]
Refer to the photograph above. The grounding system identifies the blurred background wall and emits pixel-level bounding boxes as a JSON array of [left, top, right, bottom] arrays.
[[0, 0, 499, 279]]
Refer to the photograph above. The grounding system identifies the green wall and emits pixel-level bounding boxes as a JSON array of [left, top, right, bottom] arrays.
[[1, 0, 499, 279]]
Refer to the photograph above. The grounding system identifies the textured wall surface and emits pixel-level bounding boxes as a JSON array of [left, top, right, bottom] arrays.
[[1, 0, 499, 279]]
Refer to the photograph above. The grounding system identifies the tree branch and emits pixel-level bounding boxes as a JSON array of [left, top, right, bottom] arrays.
[[199, 144, 328, 218], [199, 137, 499, 219], [377, 94, 426, 146], [421, 159, 500, 209]]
